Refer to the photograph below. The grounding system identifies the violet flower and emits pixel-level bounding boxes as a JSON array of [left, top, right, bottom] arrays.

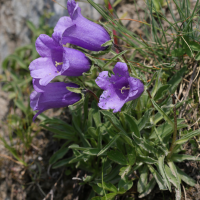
[[29, 34, 91, 86], [53, 0, 111, 51], [30, 79, 81, 121], [95, 62, 144, 113]]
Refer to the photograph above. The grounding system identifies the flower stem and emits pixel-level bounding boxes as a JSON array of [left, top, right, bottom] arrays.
[[86, 89, 99, 103]]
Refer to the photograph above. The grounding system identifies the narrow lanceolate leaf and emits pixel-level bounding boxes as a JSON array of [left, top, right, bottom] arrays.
[[176, 166, 196, 187], [139, 156, 157, 164], [127, 146, 136, 166], [158, 156, 171, 192], [175, 187, 181, 200], [118, 131, 134, 147], [124, 113, 140, 137], [148, 165, 167, 190], [101, 193, 117, 200], [119, 165, 132, 178], [98, 182, 118, 193], [175, 129, 200, 144], [138, 109, 153, 131], [97, 135, 120, 156], [100, 110, 124, 132], [83, 149, 102, 155], [49, 147, 69, 165], [151, 99, 174, 127], [168, 162, 181, 184], [107, 150, 129, 165], [132, 133, 157, 155], [165, 164, 179, 188], [138, 178, 156, 198], [171, 154, 200, 162], [137, 165, 148, 193], [103, 50, 128, 69], [151, 69, 162, 98]]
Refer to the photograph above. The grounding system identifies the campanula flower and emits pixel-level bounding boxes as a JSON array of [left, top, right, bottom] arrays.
[[29, 34, 91, 86], [95, 62, 144, 113], [53, 0, 111, 51], [30, 79, 81, 121]]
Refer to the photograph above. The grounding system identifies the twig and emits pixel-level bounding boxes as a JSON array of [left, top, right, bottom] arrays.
[[179, 61, 198, 118], [86, 89, 99, 102], [37, 183, 46, 197], [43, 169, 65, 200], [0, 154, 23, 165], [182, 184, 187, 200]]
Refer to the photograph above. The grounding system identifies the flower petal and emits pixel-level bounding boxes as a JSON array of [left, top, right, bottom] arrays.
[[60, 0, 111, 51], [126, 77, 144, 101], [98, 87, 126, 113], [29, 57, 59, 86], [62, 47, 90, 76], [30, 82, 81, 121], [95, 71, 111, 90], [53, 16, 74, 43], [36, 34, 61, 57]]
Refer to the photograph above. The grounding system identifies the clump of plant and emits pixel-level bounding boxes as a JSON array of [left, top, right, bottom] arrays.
[[3, 0, 200, 199]]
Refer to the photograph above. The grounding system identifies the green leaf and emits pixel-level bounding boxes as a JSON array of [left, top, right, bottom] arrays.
[[171, 154, 200, 162], [97, 135, 120, 156], [138, 109, 152, 131], [90, 183, 104, 196], [168, 162, 181, 184], [98, 182, 118, 193], [26, 20, 37, 34], [49, 147, 69, 165], [118, 131, 134, 147], [101, 193, 117, 200], [171, 49, 185, 57], [132, 133, 157, 155], [151, 99, 174, 127], [195, 51, 200, 60], [102, 50, 128, 69], [127, 146, 136, 166], [107, 150, 129, 165], [175, 129, 200, 144], [151, 69, 162, 98], [176, 166, 196, 187], [123, 113, 140, 137], [118, 176, 133, 192], [97, 126, 102, 149], [137, 165, 148, 193], [138, 177, 156, 198], [139, 156, 157, 164], [6, 54, 28, 70], [148, 165, 167, 190], [158, 156, 171, 191], [41, 125, 76, 140], [119, 165, 132, 178], [91, 197, 101, 200], [83, 148, 102, 155], [167, 66, 186, 94], [72, 116, 91, 147], [101, 39, 113, 47], [100, 110, 124, 132], [91, 101, 101, 127], [188, 41, 200, 51], [165, 164, 179, 188], [66, 86, 82, 94]]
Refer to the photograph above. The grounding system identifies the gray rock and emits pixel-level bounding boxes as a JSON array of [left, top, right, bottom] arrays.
[[0, 0, 104, 72]]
